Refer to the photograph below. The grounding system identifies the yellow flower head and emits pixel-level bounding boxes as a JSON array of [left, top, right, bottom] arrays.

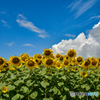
[[2, 86, 7, 93], [80, 71, 87, 77]]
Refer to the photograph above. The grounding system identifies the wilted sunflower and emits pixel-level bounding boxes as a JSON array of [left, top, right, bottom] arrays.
[[55, 53, 61, 60], [91, 59, 98, 68], [82, 58, 92, 69], [66, 49, 77, 59], [43, 49, 53, 57], [25, 59, 37, 69], [62, 59, 70, 67], [2, 86, 7, 93], [20, 53, 30, 63], [76, 56, 84, 64], [3, 61, 11, 70], [44, 58, 55, 67], [0, 57, 6, 68], [55, 61, 62, 69], [9, 55, 22, 67], [80, 71, 87, 77]]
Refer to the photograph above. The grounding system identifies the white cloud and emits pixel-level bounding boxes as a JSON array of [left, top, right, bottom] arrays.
[[65, 34, 76, 38], [1, 20, 11, 28], [6, 42, 14, 46], [16, 14, 49, 38], [68, 0, 97, 19], [50, 21, 100, 60], [23, 44, 35, 48]]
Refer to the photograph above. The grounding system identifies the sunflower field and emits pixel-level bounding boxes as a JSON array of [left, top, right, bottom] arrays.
[[0, 48, 100, 100]]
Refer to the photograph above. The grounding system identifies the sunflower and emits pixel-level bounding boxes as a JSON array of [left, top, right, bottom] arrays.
[[82, 58, 92, 69], [3, 61, 11, 70], [71, 67, 76, 72], [35, 54, 43, 59], [43, 49, 53, 58], [50, 54, 55, 59], [64, 55, 69, 60], [91, 57, 97, 61], [58, 55, 64, 62], [0, 57, 6, 68], [10, 67, 15, 70], [66, 49, 77, 59], [44, 58, 55, 67], [91, 59, 98, 68], [62, 59, 70, 67], [76, 56, 84, 64], [2, 86, 7, 93], [80, 71, 87, 77], [98, 57, 100, 65], [9, 55, 22, 67], [17, 63, 23, 68], [20, 53, 30, 63], [55, 53, 61, 60], [55, 61, 62, 69], [35, 58, 42, 68], [25, 59, 37, 69], [33, 54, 39, 59]]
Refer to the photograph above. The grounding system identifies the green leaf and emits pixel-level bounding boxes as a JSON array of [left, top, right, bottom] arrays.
[[3, 93, 9, 98], [7, 85, 15, 91], [53, 87, 58, 94], [26, 80, 34, 87], [94, 78, 99, 82], [41, 81, 49, 88], [20, 86, 29, 94], [64, 87, 69, 91], [30, 91, 38, 99], [11, 74, 16, 79], [62, 95, 66, 100], [11, 94, 20, 100], [0, 82, 6, 90], [43, 97, 53, 100], [14, 80, 24, 86], [58, 82, 64, 87], [61, 76, 66, 80]]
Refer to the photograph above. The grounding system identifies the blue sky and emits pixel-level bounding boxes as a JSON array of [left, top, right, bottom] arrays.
[[0, 0, 100, 60]]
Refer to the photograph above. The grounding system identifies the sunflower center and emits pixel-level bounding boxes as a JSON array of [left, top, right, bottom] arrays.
[[64, 61, 68, 65], [46, 59, 53, 65], [68, 51, 74, 57], [57, 63, 60, 67], [83, 72, 86, 76], [99, 59, 100, 62], [44, 50, 51, 56], [85, 60, 90, 66], [28, 61, 34, 66], [92, 60, 97, 66], [13, 58, 19, 64], [77, 57, 82, 62], [0, 59, 4, 65], [60, 57, 63, 61]]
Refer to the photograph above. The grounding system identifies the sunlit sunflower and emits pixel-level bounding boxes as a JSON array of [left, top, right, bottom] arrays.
[[0, 67, 4, 72], [34, 58, 42, 68], [50, 54, 55, 59], [25, 59, 37, 69], [98, 57, 100, 65], [37, 59, 43, 66], [91, 59, 98, 68], [3, 61, 11, 70], [64, 55, 69, 60], [71, 67, 76, 72], [17, 63, 23, 68], [10, 67, 15, 70], [9, 55, 22, 67], [91, 57, 97, 61], [20, 53, 30, 63], [43, 49, 53, 58], [80, 71, 87, 77], [55, 61, 62, 69], [44, 58, 55, 67], [0, 57, 6, 68], [2, 86, 7, 93], [76, 56, 84, 64], [55, 53, 61, 60], [46, 70, 50, 74], [62, 59, 70, 67], [82, 58, 92, 69], [66, 49, 77, 59], [36, 54, 43, 59], [58, 55, 64, 62]]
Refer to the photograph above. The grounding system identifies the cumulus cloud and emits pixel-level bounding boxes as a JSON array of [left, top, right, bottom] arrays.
[[6, 42, 14, 46], [16, 14, 49, 38], [23, 44, 35, 48], [50, 21, 100, 60], [65, 34, 76, 38]]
